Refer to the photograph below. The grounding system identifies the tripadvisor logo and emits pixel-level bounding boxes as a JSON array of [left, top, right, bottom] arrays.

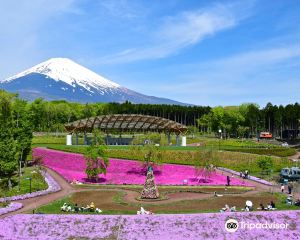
[[225, 218, 239, 233]]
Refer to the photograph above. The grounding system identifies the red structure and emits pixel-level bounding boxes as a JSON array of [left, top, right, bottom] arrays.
[[260, 132, 272, 139]]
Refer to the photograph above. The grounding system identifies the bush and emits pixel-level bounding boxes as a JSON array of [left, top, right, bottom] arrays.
[[224, 147, 296, 157], [256, 156, 274, 173]]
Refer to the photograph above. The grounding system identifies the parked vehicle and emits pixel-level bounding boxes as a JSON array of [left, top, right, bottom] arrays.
[[280, 167, 300, 181], [260, 132, 272, 139]]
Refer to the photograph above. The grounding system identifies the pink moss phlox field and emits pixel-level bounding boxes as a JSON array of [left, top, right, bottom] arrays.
[[0, 202, 23, 216], [0, 170, 61, 203], [218, 167, 273, 186], [34, 148, 252, 186], [0, 211, 299, 239]]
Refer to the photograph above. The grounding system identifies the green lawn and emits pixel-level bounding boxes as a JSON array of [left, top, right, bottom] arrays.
[[33, 190, 299, 215], [32, 135, 296, 157], [0, 166, 48, 198]]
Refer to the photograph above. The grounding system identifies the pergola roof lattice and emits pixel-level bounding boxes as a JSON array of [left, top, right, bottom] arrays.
[[65, 114, 187, 134]]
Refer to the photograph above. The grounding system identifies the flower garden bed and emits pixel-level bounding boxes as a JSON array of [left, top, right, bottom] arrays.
[[0, 211, 299, 239], [0, 171, 61, 203], [0, 202, 23, 216], [34, 148, 252, 186]]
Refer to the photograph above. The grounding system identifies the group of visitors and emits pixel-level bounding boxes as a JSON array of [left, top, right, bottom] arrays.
[[61, 202, 102, 213], [281, 181, 300, 207], [220, 200, 277, 213], [286, 195, 300, 206], [281, 182, 294, 194], [241, 200, 254, 211], [220, 204, 236, 212], [240, 170, 249, 179], [257, 201, 276, 211]]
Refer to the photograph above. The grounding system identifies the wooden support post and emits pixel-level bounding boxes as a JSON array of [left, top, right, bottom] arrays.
[[75, 133, 79, 145], [167, 132, 171, 145], [84, 132, 87, 145], [176, 134, 180, 146]]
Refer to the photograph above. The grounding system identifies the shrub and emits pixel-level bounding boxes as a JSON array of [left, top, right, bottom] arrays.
[[256, 156, 274, 174]]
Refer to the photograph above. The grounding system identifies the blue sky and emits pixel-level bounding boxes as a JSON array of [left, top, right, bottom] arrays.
[[1, 0, 300, 106]]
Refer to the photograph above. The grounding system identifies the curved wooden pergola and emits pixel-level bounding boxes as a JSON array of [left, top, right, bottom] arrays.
[[65, 114, 187, 135]]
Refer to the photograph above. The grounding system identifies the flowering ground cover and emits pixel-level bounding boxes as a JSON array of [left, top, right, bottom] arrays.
[[34, 148, 251, 186], [0, 211, 299, 239], [0, 171, 61, 203], [0, 202, 23, 216]]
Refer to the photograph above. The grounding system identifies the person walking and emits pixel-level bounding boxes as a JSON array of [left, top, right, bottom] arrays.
[[226, 176, 231, 186], [281, 184, 285, 193], [288, 183, 293, 195]]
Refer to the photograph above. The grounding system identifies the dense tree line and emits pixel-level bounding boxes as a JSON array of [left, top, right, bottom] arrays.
[[0, 90, 299, 139], [198, 103, 300, 139], [22, 98, 211, 132]]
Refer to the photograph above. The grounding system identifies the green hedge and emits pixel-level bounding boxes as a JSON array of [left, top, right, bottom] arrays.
[[221, 147, 296, 157]]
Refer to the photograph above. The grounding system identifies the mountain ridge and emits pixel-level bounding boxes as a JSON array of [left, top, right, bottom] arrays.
[[0, 58, 188, 105]]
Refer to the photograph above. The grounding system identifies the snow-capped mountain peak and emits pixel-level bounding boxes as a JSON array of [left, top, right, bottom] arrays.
[[0, 58, 187, 105], [4, 57, 120, 91]]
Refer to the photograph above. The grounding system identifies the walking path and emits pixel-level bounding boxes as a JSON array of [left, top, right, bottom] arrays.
[[289, 150, 300, 160]]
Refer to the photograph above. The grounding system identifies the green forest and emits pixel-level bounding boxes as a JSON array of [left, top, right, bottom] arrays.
[[1, 90, 300, 139]]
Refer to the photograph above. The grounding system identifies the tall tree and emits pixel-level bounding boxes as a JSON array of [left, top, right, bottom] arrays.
[[0, 92, 18, 189]]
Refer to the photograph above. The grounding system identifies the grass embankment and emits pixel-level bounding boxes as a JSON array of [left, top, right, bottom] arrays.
[[34, 189, 299, 215], [32, 135, 296, 157], [0, 167, 48, 198]]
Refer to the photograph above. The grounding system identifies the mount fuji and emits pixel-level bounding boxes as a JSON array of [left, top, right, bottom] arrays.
[[0, 58, 186, 105]]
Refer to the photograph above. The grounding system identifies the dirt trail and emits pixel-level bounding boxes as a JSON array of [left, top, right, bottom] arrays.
[[289, 151, 300, 160]]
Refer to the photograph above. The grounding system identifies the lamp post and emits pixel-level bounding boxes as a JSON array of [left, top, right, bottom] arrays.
[[218, 129, 222, 151], [25, 177, 32, 194]]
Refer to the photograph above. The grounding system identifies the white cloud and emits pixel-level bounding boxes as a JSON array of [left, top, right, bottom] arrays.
[[155, 44, 300, 105], [99, 0, 141, 19], [95, 1, 253, 64]]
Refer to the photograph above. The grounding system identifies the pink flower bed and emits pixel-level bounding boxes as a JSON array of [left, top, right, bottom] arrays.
[[1, 211, 299, 239], [34, 148, 252, 186], [0, 202, 23, 216]]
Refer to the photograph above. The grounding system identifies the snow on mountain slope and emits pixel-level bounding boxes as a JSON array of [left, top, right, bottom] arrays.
[[0, 58, 188, 105], [4, 58, 120, 92]]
